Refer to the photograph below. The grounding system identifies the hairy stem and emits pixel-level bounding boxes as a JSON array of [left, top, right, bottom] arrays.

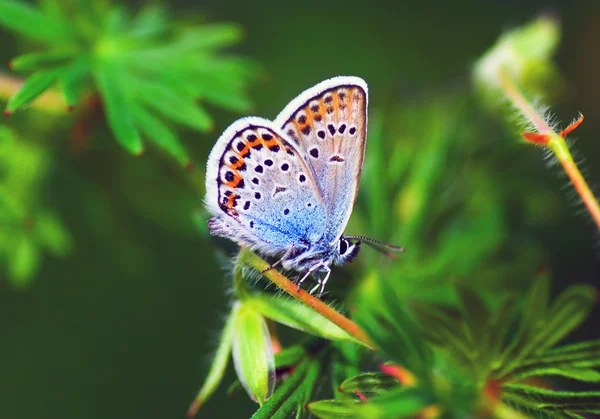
[[240, 249, 375, 349], [498, 68, 600, 231]]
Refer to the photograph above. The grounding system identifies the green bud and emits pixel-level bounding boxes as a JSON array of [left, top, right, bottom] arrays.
[[232, 302, 275, 405], [473, 16, 561, 104]]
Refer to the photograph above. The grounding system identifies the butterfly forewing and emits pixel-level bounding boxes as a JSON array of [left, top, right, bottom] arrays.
[[275, 77, 368, 243], [205, 117, 327, 253]]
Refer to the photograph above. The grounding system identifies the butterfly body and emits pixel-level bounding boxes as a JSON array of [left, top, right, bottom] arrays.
[[205, 77, 369, 292]]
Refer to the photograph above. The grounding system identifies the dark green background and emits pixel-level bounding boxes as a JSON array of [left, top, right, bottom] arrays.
[[1, 1, 599, 418]]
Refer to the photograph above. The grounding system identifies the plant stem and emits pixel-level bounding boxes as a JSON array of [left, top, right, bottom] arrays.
[[498, 68, 600, 231], [0, 72, 67, 114], [241, 249, 375, 349]]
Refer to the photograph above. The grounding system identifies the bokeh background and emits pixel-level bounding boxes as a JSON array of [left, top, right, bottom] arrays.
[[1, 0, 600, 418]]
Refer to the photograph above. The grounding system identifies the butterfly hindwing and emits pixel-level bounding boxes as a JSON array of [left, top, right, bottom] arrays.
[[275, 76, 368, 243], [205, 117, 327, 254]]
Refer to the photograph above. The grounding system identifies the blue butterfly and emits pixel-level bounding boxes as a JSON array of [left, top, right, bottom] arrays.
[[205, 76, 403, 295]]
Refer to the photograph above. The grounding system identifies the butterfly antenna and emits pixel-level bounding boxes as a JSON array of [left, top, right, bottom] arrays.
[[344, 235, 405, 260]]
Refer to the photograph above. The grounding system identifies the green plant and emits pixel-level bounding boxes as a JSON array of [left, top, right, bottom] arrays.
[[0, 0, 259, 285], [188, 16, 600, 419]]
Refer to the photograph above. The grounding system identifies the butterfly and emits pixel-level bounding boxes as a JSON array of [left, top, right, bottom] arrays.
[[205, 76, 403, 295]]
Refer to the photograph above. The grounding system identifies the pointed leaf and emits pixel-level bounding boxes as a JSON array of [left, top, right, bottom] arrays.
[[187, 304, 237, 415], [94, 65, 143, 154], [0, 0, 73, 43], [355, 276, 431, 376], [131, 104, 189, 165], [9, 236, 40, 285], [524, 340, 600, 367], [410, 302, 473, 370], [131, 78, 212, 132], [338, 373, 400, 400], [502, 383, 600, 412], [34, 211, 72, 256], [308, 400, 360, 419], [9, 50, 75, 72], [232, 303, 275, 405], [59, 58, 90, 109], [252, 356, 322, 419], [247, 294, 357, 343], [456, 284, 491, 350], [178, 23, 244, 50], [5, 70, 59, 113], [332, 341, 363, 398], [512, 366, 600, 383], [487, 297, 517, 367], [274, 345, 306, 369], [539, 284, 597, 350]]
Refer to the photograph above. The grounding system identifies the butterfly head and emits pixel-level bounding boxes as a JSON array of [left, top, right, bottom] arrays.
[[334, 236, 361, 265]]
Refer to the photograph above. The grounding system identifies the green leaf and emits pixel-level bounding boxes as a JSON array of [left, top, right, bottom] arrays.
[[456, 284, 491, 350], [502, 383, 600, 412], [496, 276, 553, 377], [131, 78, 213, 132], [487, 297, 517, 368], [0, 0, 73, 43], [338, 373, 400, 400], [9, 50, 75, 72], [274, 345, 306, 369], [93, 64, 143, 155], [308, 400, 361, 419], [247, 294, 358, 344], [332, 341, 363, 398], [232, 302, 275, 405], [126, 5, 167, 39], [5, 70, 59, 113], [34, 211, 72, 257], [9, 236, 40, 285], [409, 302, 472, 371], [131, 104, 189, 165], [188, 304, 237, 413], [524, 340, 600, 366], [178, 23, 244, 50], [252, 356, 322, 419], [59, 58, 90, 109], [354, 276, 431, 377], [540, 284, 597, 350], [511, 366, 600, 383]]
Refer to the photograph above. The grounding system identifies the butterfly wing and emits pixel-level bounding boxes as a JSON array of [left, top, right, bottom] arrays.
[[274, 76, 368, 244], [205, 117, 327, 256]]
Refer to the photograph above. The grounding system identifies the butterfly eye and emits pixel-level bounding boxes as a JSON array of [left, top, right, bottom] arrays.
[[339, 238, 349, 255]]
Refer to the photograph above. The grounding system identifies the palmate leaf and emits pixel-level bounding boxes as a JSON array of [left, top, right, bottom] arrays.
[[496, 279, 596, 379], [0, 1, 259, 165]]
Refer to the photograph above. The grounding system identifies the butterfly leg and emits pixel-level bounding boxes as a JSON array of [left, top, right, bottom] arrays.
[[308, 265, 331, 297], [297, 262, 325, 292], [261, 245, 297, 274]]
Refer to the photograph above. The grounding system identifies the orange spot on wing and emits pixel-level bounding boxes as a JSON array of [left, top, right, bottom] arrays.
[[224, 174, 243, 188], [229, 158, 246, 170]]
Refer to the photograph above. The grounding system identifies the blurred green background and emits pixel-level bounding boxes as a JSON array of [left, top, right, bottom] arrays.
[[1, 1, 599, 418]]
